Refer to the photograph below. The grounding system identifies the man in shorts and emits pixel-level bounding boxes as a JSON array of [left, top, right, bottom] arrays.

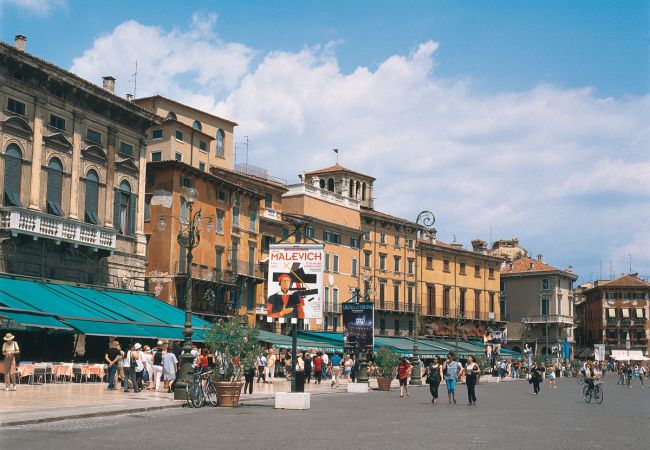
[[443, 352, 464, 406]]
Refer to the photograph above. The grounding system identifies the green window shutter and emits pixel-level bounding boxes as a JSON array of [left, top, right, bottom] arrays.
[[113, 190, 121, 231], [85, 180, 99, 223], [3, 153, 22, 206], [47, 168, 62, 205], [128, 194, 137, 235]]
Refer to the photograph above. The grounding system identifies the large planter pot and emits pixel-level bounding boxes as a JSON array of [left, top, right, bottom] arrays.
[[376, 377, 392, 391], [214, 381, 243, 407]]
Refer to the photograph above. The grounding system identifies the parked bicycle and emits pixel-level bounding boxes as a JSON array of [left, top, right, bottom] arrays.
[[185, 370, 218, 408], [583, 381, 604, 404]]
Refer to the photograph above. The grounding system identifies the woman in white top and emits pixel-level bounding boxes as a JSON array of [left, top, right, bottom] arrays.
[[141, 345, 154, 389]]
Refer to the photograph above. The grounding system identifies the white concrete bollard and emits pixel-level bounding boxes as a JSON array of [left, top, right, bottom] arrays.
[[274, 392, 311, 410], [347, 382, 369, 393]]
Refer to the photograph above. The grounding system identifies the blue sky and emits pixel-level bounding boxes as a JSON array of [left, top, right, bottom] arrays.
[[1, 0, 648, 282]]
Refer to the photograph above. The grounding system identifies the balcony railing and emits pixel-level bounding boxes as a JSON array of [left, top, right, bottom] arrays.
[[421, 306, 500, 321], [173, 262, 228, 282], [285, 183, 362, 210], [228, 259, 264, 279], [0, 206, 116, 250], [606, 317, 647, 326], [522, 314, 574, 325], [324, 303, 342, 314], [374, 301, 415, 312]]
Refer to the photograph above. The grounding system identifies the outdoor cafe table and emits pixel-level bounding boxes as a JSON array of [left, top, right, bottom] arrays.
[[81, 364, 105, 381], [17, 364, 34, 380], [52, 364, 73, 381]]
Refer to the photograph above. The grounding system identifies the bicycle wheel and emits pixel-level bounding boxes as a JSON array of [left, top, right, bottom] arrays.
[[577, 374, 584, 385], [593, 385, 604, 404], [205, 383, 218, 407], [185, 381, 196, 408], [582, 385, 592, 403], [192, 383, 206, 408]]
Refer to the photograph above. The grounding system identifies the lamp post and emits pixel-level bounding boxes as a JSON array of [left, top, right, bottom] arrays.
[[157, 186, 214, 400], [356, 285, 371, 383], [410, 210, 435, 386]]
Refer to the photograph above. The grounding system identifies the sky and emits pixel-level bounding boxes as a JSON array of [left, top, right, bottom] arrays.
[[1, 0, 648, 283]]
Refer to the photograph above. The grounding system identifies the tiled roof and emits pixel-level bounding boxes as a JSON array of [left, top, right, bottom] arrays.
[[135, 95, 238, 126], [304, 164, 376, 181], [598, 274, 650, 288], [360, 207, 419, 228], [500, 255, 575, 278]]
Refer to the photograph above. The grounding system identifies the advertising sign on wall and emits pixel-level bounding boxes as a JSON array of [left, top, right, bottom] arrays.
[[342, 302, 374, 351], [267, 244, 324, 322]]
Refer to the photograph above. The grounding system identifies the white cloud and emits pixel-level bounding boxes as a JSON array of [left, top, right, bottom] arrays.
[[70, 13, 256, 101], [72, 19, 650, 282], [0, 0, 65, 16]]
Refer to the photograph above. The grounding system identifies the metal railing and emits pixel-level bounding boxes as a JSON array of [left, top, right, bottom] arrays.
[[374, 301, 415, 312], [174, 262, 226, 282], [228, 259, 264, 278], [0, 206, 116, 250]]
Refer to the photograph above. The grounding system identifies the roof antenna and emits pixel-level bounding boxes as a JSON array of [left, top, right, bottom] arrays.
[[129, 61, 138, 98]]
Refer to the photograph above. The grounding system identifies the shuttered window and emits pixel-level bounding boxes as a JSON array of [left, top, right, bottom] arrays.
[[84, 170, 100, 224], [114, 181, 134, 235], [3, 144, 22, 206], [46, 158, 64, 216]]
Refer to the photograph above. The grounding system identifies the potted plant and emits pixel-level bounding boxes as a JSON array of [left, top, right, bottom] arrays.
[[205, 317, 261, 407], [374, 347, 399, 391]]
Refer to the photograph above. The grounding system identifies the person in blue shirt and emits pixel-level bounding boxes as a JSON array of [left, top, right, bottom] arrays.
[[330, 353, 342, 387]]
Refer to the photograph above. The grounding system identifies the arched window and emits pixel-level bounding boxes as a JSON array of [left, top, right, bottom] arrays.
[[85, 169, 100, 224], [348, 179, 354, 197], [114, 180, 135, 235], [192, 120, 202, 131], [319, 179, 325, 189], [361, 182, 367, 200], [3, 144, 22, 206], [216, 129, 225, 157], [355, 180, 360, 198], [46, 158, 64, 216], [327, 178, 335, 192], [166, 111, 177, 121]]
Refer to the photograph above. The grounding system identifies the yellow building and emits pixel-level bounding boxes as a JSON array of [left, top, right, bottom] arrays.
[[418, 238, 504, 339]]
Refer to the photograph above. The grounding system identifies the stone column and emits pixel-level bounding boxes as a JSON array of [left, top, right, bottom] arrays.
[[68, 112, 84, 220], [104, 126, 117, 227], [29, 98, 46, 210]]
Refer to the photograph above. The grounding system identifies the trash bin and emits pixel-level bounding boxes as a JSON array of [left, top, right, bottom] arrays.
[[294, 370, 305, 392]]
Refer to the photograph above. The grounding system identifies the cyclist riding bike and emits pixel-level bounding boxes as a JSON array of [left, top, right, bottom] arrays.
[[584, 362, 598, 393]]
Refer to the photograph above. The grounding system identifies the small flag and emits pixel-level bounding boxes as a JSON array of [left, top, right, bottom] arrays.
[[333, 148, 338, 154]]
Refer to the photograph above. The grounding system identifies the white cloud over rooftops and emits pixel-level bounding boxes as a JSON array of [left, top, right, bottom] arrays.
[[70, 15, 650, 281]]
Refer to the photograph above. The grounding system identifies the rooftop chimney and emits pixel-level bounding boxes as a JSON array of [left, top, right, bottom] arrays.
[[537, 254, 543, 262], [125, 93, 133, 102], [471, 239, 488, 254], [102, 76, 116, 94], [14, 35, 27, 51]]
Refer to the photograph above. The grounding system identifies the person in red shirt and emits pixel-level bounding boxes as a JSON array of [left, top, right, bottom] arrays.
[[397, 357, 413, 398], [313, 352, 324, 384]]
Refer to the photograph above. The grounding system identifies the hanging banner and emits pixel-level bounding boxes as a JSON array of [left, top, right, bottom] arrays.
[[267, 244, 324, 320], [342, 302, 374, 351]]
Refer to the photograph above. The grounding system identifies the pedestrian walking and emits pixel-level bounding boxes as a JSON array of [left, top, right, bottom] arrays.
[[443, 352, 464, 406], [141, 345, 153, 389], [104, 341, 121, 390], [530, 363, 542, 394], [162, 344, 178, 393], [266, 349, 276, 383], [152, 343, 164, 392], [304, 353, 312, 384], [343, 354, 353, 381], [123, 343, 133, 392], [465, 355, 481, 406], [548, 362, 557, 389], [617, 364, 625, 385], [626, 364, 633, 389], [397, 357, 413, 398], [330, 353, 342, 387], [313, 352, 323, 384], [2, 333, 19, 391], [256, 353, 267, 383], [321, 352, 329, 381], [425, 356, 443, 404], [130, 343, 144, 392], [243, 362, 255, 394], [638, 363, 646, 389]]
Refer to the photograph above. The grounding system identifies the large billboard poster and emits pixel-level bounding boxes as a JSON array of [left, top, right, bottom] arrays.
[[267, 244, 324, 321], [342, 302, 374, 350]]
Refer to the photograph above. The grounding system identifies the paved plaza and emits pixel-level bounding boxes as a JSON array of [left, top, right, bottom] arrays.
[[1, 376, 648, 449]]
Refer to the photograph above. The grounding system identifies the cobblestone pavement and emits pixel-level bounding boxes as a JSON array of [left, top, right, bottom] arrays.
[[2, 376, 648, 449]]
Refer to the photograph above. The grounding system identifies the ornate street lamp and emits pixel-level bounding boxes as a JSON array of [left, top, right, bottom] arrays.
[[157, 186, 214, 400], [410, 210, 435, 386]]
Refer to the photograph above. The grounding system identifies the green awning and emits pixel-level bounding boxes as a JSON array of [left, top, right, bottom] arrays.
[[0, 275, 212, 341], [0, 310, 73, 331], [256, 330, 343, 352]]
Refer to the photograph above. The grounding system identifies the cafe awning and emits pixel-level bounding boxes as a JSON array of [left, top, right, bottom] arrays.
[[0, 275, 211, 341]]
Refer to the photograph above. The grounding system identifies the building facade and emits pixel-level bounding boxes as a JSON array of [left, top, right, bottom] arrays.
[[578, 275, 649, 357], [498, 253, 578, 357], [419, 238, 503, 340], [0, 36, 156, 290]]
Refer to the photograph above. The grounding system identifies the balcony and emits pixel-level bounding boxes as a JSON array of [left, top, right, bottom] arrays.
[[374, 301, 415, 313], [285, 183, 361, 210], [0, 206, 116, 250], [606, 317, 647, 326], [174, 262, 228, 282], [261, 207, 282, 222], [228, 259, 264, 279], [324, 303, 342, 314], [522, 314, 574, 326]]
